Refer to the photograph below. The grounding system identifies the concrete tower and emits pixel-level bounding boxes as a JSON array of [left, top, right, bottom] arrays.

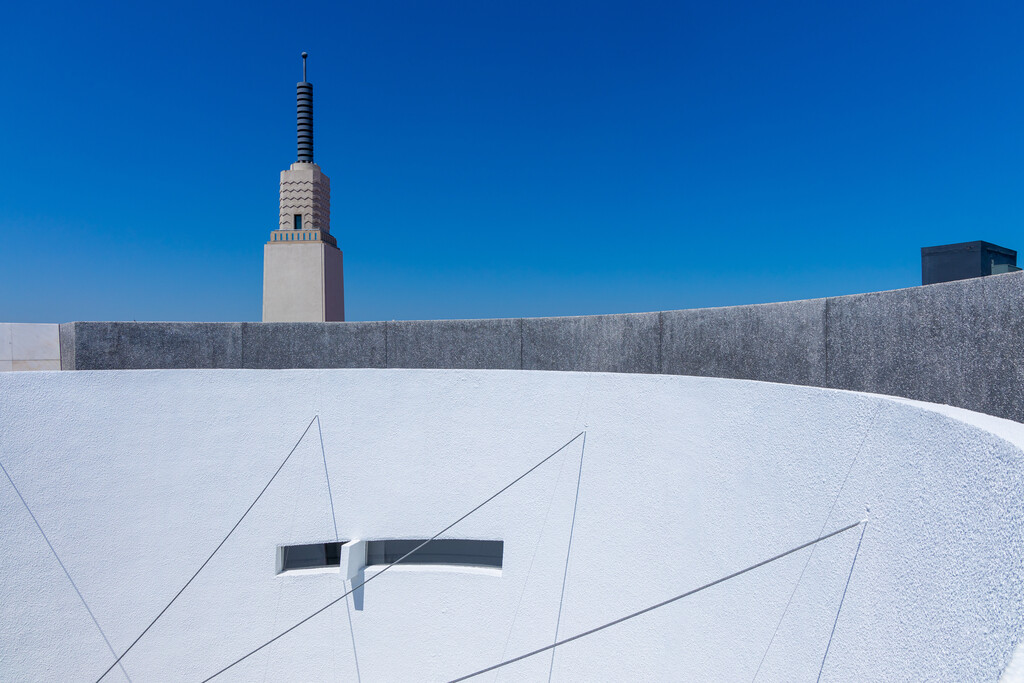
[[262, 52, 345, 322]]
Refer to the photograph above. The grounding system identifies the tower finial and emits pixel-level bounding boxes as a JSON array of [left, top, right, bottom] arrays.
[[296, 54, 314, 162]]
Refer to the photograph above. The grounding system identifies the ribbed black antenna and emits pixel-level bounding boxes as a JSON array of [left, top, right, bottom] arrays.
[[297, 52, 313, 163]]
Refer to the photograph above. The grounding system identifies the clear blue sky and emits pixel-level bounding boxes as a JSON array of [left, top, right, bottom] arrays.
[[2, 1, 1022, 322]]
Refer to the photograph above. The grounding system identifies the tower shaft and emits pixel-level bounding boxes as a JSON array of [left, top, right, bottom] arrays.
[[262, 53, 345, 322]]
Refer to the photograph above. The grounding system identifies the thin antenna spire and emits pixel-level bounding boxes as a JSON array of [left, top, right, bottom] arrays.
[[296, 53, 313, 162]]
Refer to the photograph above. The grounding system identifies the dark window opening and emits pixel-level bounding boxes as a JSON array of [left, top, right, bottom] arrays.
[[366, 539, 503, 568], [281, 542, 342, 571], [294, 214, 302, 230]]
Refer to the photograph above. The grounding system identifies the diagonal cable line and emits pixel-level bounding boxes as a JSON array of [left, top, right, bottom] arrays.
[[199, 431, 587, 682], [317, 414, 358, 683], [751, 405, 880, 682], [260, 440, 310, 683], [448, 520, 865, 683], [317, 415, 339, 541], [1, 459, 133, 682], [548, 431, 586, 682], [94, 415, 320, 682], [493, 429, 576, 682], [816, 520, 868, 682]]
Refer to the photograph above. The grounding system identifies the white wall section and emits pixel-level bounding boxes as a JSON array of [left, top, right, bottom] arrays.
[[0, 323, 60, 371], [1, 369, 1022, 681]]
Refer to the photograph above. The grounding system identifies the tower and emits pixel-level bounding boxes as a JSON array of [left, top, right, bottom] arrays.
[[262, 52, 345, 322]]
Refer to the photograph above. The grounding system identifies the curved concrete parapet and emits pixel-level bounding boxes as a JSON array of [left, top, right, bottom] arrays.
[[59, 270, 1024, 422], [1, 369, 1022, 680]]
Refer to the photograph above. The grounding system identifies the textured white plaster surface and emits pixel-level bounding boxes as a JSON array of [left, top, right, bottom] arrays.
[[1002, 643, 1024, 683], [0, 370, 1022, 682], [0, 323, 12, 361]]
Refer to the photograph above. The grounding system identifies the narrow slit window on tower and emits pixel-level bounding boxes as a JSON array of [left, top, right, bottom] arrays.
[[280, 542, 343, 572], [294, 214, 302, 230], [365, 539, 503, 568]]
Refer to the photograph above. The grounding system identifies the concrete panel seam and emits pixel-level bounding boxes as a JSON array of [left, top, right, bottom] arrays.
[[519, 318, 524, 369], [658, 311, 664, 374], [824, 297, 830, 389]]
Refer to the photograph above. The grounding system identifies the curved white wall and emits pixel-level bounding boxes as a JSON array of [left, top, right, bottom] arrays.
[[1, 369, 1022, 682]]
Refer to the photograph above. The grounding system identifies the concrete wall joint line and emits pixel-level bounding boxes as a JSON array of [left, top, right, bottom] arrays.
[[657, 311, 664, 375], [823, 297, 830, 390], [518, 318, 524, 370]]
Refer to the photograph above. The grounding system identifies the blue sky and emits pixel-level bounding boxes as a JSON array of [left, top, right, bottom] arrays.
[[2, 1, 1022, 322]]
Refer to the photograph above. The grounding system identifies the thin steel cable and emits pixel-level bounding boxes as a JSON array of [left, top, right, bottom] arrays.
[[263, 414, 339, 683], [317, 415, 339, 541], [816, 520, 868, 683], [342, 591, 363, 683], [548, 431, 586, 682], [493, 429, 575, 682], [0, 459, 133, 682], [260, 454, 308, 683], [199, 431, 587, 682], [316, 414, 342, 683], [750, 405, 880, 682], [94, 415, 319, 683], [448, 520, 864, 683]]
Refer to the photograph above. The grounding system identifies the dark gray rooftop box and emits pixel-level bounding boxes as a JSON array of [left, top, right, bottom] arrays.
[[921, 241, 1019, 285]]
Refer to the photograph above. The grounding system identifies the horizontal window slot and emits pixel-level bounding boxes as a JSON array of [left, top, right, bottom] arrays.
[[277, 538, 503, 575], [366, 539, 503, 568], [280, 542, 343, 571]]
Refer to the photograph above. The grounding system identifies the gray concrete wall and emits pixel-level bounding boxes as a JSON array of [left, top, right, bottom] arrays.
[[522, 312, 661, 373], [661, 298, 826, 385], [824, 270, 1024, 424], [59, 270, 1024, 422]]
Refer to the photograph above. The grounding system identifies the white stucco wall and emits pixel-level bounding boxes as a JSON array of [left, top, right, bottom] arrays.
[[0, 323, 60, 371], [1, 369, 1022, 682]]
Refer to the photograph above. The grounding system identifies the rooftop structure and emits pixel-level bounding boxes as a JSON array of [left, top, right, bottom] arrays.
[[921, 240, 1020, 285], [262, 53, 345, 322]]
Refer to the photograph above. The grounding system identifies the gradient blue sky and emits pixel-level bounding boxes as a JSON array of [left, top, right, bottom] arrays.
[[2, 1, 1022, 322]]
